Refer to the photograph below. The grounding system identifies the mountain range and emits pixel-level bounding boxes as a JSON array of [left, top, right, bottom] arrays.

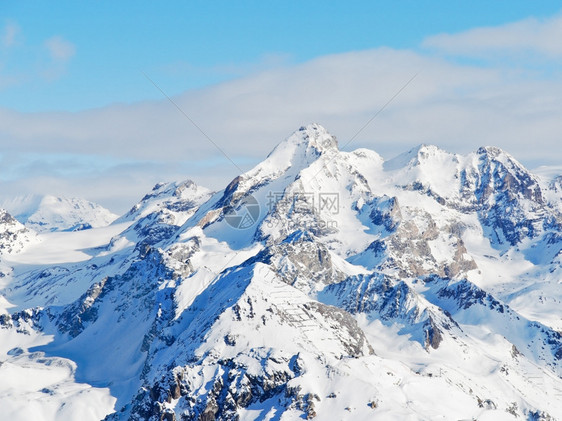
[[0, 124, 561, 420]]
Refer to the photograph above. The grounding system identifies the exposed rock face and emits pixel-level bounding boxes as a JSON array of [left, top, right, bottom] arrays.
[[354, 199, 478, 278], [368, 195, 401, 232], [56, 277, 109, 338], [459, 146, 548, 246], [127, 354, 308, 421], [549, 175, 562, 195], [0, 208, 35, 254], [303, 301, 375, 357], [423, 316, 443, 350], [261, 231, 347, 292], [122, 180, 211, 224], [319, 272, 459, 350]]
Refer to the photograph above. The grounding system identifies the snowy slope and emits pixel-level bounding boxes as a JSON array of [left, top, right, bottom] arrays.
[[1, 195, 118, 233], [0, 124, 561, 421]]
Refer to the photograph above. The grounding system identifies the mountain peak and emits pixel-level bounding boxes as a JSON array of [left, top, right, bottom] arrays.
[[119, 178, 212, 224], [0, 195, 118, 233], [477, 145, 505, 159], [415, 143, 446, 157], [475, 145, 533, 174], [294, 123, 338, 152], [248, 124, 338, 180], [384, 143, 450, 171]]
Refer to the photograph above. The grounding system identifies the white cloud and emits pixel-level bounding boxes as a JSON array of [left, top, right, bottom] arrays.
[[2, 21, 562, 213], [423, 15, 562, 58], [44, 36, 75, 61], [0, 154, 239, 214], [1, 22, 20, 48], [3, 48, 555, 162]]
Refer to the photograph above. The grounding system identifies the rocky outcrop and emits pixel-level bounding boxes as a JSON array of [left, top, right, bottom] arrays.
[[0, 208, 35, 254]]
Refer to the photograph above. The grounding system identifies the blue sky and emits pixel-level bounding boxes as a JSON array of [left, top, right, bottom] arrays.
[[1, 2, 562, 212], [3, 1, 562, 111]]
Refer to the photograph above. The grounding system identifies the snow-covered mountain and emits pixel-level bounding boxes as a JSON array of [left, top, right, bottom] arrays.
[[0, 208, 36, 255], [1, 124, 561, 420], [0, 195, 118, 233]]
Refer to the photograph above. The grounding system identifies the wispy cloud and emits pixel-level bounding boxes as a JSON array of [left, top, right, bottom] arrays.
[[1, 21, 20, 48], [40, 35, 76, 81], [2, 17, 562, 213], [0, 28, 76, 89], [44, 36, 75, 61], [423, 15, 562, 59], [157, 53, 293, 79]]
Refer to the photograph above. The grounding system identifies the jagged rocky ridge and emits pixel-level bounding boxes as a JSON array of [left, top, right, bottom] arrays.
[[0, 208, 36, 254], [1, 124, 562, 420]]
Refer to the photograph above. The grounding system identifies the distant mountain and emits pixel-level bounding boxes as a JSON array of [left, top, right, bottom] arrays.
[[0, 208, 36, 255], [0, 124, 561, 420], [0, 195, 118, 233]]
